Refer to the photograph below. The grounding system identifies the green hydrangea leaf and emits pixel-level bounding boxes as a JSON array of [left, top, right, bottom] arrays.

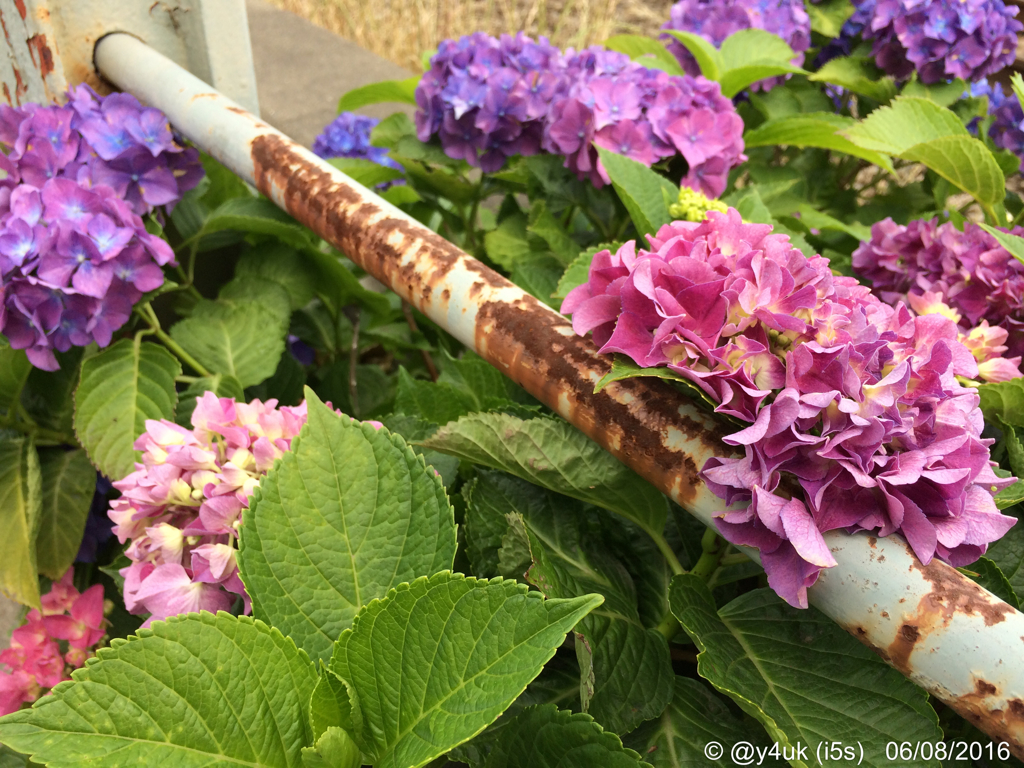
[[493, 478, 673, 734], [965, 556, 1020, 610], [900, 135, 1004, 208], [300, 727, 362, 768], [239, 388, 456, 664], [0, 612, 317, 767], [336, 77, 419, 112], [234, 241, 318, 311], [421, 412, 668, 537], [978, 224, 1024, 266], [329, 571, 602, 768], [808, 56, 896, 103], [806, 0, 855, 37], [985, 507, 1024, 604], [0, 437, 41, 608], [842, 96, 967, 154], [626, 677, 784, 766], [484, 213, 532, 271], [0, 338, 30, 414], [595, 146, 678, 240], [35, 448, 95, 580], [483, 705, 646, 767], [743, 114, 895, 173], [73, 339, 180, 482], [669, 575, 942, 768], [170, 299, 286, 387], [662, 31, 723, 81], [978, 378, 1024, 428], [394, 366, 478, 426], [603, 35, 685, 76]]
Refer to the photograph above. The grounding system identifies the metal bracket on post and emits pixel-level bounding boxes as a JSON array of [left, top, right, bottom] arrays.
[[0, 0, 259, 113]]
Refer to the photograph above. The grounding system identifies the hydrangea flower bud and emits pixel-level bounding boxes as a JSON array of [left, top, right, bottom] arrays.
[[668, 185, 729, 221]]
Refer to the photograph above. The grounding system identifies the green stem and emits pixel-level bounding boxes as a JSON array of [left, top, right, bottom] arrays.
[[656, 612, 680, 642], [691, 527, 725, 581], [0, 416, 77, 447], [139, 305, 213, 377], [981, 202, 1001, 227], [650, 529, 685, 576]]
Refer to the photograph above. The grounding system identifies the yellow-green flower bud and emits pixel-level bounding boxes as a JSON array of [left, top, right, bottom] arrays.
[[668, 185, 728, 223]]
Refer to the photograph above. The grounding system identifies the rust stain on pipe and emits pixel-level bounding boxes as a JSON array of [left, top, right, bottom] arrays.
[[247, 133, 736, 509], [25, 34, 53, 78]]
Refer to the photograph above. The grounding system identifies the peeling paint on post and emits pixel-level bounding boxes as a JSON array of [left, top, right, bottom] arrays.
[[0, 0, 65, 106], [94, 31, 1024, 754]]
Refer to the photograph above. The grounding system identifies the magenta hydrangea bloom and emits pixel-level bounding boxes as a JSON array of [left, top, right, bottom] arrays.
[[540, 48, 745, 193], [853, 218, 1024, 360], [0, 86, 200, 370], [563, 208, 1016, 608], [0, 568, 107, 716], [660, 0, 811, 91], [843, 0, 1021, 83]]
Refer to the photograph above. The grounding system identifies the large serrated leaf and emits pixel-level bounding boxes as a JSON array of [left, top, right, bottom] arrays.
[[0, 338, 30, 414], [421, 412, 669, 536], [0, 612, 317, 768], [484, 705, 646, 767], [978, 378, 1024, 428], [35, 448, 95, 580], [239, 389, 456, 664], [595, 146, 678, 241], [901, 135, 1004, 208], [73, 339, 180, 481], [485, 474, 673, 734], [669, 575, 942, 768], [743, 114, 895, 172], [808, 56, 896, 103], [0, 437, 41, 608], [626, 677, 784, 767], [395, 366, 477, 426], [170, 299, 286, 387], [806, 0, 855, 37], [234, 241, 318, 311], [467, 471, 673, 733], [328, 571, 602, 768], [842, 96, 967, 155]]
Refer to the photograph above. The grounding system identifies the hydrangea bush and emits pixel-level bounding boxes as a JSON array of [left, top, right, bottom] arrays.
[[5, 1, 1024, 765]]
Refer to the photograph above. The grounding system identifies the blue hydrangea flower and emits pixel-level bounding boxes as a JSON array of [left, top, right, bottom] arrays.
[[312, 112, 403, 173]]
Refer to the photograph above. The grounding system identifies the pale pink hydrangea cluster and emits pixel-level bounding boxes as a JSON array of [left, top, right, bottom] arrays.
[[0, 569, 106, 715], [562, 208, 1016, 607], [109, 392, 309, 626]]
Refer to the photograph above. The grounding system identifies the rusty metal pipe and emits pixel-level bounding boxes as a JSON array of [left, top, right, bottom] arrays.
[[95, 31, 1024, 752]]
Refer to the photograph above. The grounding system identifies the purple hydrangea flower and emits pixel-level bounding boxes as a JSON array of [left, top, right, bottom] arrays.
[[842, 0, 1021, 83], [415, 32, 564, 173], [415, 33, 747, 194], [563, 209, 1015, 608], [0, 86, 196, 370], [311, 112, 403, 175], [966, 80, 1024, 171], [660, 0, 811, 91], [854, 217, 1024, 361]]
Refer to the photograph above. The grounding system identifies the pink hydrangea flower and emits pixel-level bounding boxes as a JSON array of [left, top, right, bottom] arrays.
[[563, 208, 1016, 608], [109, 392, 375, 627], [0, 568, 108, 715]]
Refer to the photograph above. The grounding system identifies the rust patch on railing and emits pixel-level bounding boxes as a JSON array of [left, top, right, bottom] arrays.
[[13, 0, 25, 21], [247, 132, 735, 507], [25, 34, 52, 78]]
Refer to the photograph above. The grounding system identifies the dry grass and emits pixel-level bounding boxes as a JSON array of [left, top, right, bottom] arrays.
[[265, 0, 674, 72]]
